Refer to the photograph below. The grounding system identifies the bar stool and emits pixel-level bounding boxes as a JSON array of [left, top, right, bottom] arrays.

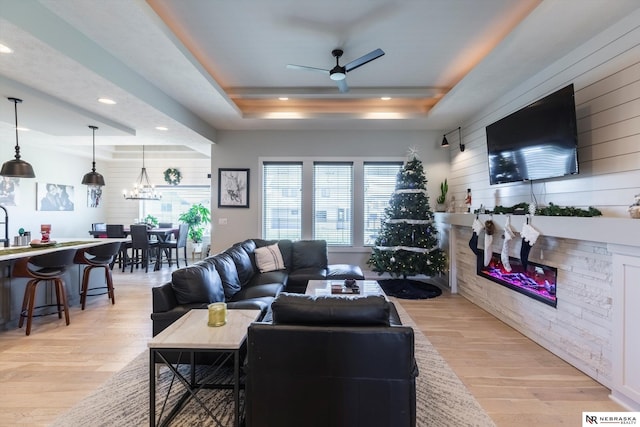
[[12, 249, 77, 336], [74, 242, 121, 310]]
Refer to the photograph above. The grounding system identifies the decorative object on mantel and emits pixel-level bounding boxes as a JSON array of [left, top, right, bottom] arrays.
[[520, 221, 541, 271], [629, 193, 640, 219], [468, 217, 484, 256], [163, 168, 181, 186], [123, 145, 161, 200], [487, 202, 602, 217], [435, 179, 447, 212], [1, 97, 35, 178], [501, 215, 516, 272], [483, 220, 495, 266]]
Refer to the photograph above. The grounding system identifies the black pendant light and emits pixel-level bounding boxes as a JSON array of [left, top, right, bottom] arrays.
[[82, 125, 105, 187], [1, 97, 35, 178]]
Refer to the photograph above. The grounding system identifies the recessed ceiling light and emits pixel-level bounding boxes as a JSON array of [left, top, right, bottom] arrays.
[[98, 97, 117, 105], [155, 126, 168, 131], [380, 96, 392, 101], [278, 97, 289, 101], [0, 43, 13, 54], [16, 127, 29, 131]]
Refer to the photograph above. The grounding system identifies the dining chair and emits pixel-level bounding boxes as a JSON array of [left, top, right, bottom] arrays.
[[158, 222, 173, 229], [128, 224, 159, 273], [158, 223, 189, 269], [106, 224, 130, 271], [91, 222, 107, 238]]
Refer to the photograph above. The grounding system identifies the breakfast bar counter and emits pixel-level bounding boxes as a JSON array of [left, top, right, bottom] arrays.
[[0, 238, 127, 330]]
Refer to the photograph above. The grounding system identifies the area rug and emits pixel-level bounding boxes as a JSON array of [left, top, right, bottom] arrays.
[[379, 279, 443, 299], [51, 302, 495, 427]]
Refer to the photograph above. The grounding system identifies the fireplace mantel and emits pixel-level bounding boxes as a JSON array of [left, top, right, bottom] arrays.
[[435, 213, 640, 248], [434, 212, 640, 411]]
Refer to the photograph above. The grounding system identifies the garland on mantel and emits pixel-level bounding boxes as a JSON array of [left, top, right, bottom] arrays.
[[483, 202, 602, 217]]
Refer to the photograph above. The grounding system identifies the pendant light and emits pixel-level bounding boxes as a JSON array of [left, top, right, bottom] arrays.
[[123, 145, 161, 200], [1, 97, 35, 178], [81, 125, 105, 187]]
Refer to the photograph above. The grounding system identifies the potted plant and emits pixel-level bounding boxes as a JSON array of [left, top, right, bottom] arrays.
[[143, 214, 159, 228], [178, 203, 211, 251], [436, 179, 448, 212]]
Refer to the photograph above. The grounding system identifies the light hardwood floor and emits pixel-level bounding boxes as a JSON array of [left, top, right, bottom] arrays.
[[0, 267, 624, 426]]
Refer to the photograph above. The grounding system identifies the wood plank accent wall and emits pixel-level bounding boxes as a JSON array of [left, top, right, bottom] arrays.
[[104, 159, 211, 226], [447, 12, 640, 218]]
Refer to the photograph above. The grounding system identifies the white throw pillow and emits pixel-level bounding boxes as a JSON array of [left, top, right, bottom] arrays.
[[254, 243, 285, 273]]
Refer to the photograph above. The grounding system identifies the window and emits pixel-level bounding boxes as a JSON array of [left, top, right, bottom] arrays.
[[261, 158, 404, 247], [263, 162, 302, 240], [141, 185, 211, 233], [363, 162, 403, 245], [313, 162, 353, 245]]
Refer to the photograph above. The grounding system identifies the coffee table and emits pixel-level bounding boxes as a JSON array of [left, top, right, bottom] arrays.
[[148, 309, 260, 427], [305, 279, 386, 297]]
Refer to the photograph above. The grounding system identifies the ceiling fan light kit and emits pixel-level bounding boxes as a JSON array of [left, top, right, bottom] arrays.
[[287, 48, 385, 93]]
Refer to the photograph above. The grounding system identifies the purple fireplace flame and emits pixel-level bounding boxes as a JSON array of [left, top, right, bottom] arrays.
[[477, 251, 557, 307]]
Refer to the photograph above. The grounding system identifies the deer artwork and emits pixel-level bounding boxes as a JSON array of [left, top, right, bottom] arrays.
[[224, 171, 246, 204]]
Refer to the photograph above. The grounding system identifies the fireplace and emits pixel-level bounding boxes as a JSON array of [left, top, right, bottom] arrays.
[[477, 251, 557, 307]]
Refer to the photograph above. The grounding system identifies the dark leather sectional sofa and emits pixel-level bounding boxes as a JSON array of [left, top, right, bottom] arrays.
[[151, 238, 364, 335], [245, 293, 418, 427]]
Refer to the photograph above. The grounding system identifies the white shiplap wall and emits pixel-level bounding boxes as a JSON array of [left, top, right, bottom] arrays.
[[448, 11, 640, 217], [104, 158, 211, 226]]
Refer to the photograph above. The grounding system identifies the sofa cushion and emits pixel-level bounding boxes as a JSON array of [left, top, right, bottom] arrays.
[[210, 252, 242, 299], [247, 270, 288, 288], [170, 261, 225, 305], [286, 267, 327, 293], [271, 293, 390, 326], [253, 239, 293, 270], [225, 244, 255, 286], [326, 264, 365, 280], [292, 240, 327, 270], [254, 243, 285, 273]]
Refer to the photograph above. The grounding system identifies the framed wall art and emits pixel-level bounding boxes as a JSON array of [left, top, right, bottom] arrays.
[[37, 182, 75, 211], [218, 168, 249, 208]]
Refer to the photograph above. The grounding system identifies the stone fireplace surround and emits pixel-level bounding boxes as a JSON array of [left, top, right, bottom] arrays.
[[435, 213, 640, 411]]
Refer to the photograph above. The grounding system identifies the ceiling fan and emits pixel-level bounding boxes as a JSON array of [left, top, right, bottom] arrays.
[[286, 48, 385, 93]]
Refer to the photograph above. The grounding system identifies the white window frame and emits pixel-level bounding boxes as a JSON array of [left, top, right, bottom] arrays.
[[260, 157, 404, 248]]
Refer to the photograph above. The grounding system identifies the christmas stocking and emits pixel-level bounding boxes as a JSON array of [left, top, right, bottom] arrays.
[[501, 216, 516, 272], [520, 222, 541, 270], [484, 220, 495, 266], [469, 218, 484, 255]]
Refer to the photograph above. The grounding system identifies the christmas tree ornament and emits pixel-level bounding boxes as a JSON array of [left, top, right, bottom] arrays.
[[520, 222, 540, 270], [501, 215, 516, 272], [484, 220, 495, 266]]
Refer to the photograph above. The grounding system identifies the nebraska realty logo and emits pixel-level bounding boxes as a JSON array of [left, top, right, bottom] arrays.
[[583, 412, 639, 426]]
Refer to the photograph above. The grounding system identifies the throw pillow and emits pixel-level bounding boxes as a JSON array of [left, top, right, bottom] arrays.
[[254, 243, 285, 273]]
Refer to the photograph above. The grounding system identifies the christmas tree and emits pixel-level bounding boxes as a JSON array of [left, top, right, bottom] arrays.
[[367, 153, 447, 278]]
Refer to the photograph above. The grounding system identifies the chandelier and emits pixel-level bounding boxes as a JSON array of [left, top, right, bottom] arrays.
[[123, 145, 161, 200]]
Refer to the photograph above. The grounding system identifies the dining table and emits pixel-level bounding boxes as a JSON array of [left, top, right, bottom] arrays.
[[88, 226, 178, 243]]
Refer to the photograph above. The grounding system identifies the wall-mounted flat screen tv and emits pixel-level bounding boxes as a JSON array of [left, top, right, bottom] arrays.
[[486, 84, 579, 185]]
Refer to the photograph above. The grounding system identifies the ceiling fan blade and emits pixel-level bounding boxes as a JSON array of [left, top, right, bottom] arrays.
[[344, 48, 385, 73], [337, 79, 349, 93], [286, 64, 330, 74]]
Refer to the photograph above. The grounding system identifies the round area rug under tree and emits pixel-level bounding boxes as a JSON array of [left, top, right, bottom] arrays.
[[378, 279, 442, 300]]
